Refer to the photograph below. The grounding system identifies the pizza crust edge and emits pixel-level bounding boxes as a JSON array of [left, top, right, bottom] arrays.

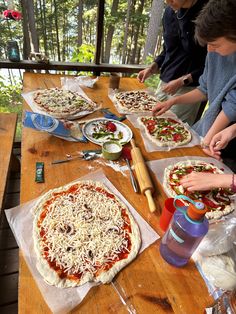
[[33, 180, 141, 288]]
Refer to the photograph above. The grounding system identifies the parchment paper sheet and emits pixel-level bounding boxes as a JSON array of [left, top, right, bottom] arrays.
[[5, 169, 159, 314], [127, 112, 201, 152]]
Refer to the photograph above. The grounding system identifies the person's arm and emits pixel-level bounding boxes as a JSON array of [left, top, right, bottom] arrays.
[[202, 110, 231, 147], [209, 123, 236, 154], [204, 86, 236, 146], [161, 73, 193, 95], [180, 172, 233, 191], [152, 88, 207, 116], [137, 62, 159, 83]]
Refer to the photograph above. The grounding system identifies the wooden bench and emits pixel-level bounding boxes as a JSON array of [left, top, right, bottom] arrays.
[[0, 113, 18, 211]]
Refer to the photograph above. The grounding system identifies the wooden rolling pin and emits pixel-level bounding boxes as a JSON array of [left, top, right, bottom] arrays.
[[130, 139, 156, 212]]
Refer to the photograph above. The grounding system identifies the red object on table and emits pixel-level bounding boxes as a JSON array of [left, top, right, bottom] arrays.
[[121, 146, 132, 160], [159, 198, 184, 232]]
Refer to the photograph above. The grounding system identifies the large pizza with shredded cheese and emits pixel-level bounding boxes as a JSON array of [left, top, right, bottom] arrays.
[[33, 180, 141, 288], [33, 88, 100, 119], [138, 116, 191, 147], [114, 90, 157, 112], [163, 160, 234, 220]]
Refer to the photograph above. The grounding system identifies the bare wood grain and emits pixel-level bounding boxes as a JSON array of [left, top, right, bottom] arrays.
[[0, 113, 17, 210]]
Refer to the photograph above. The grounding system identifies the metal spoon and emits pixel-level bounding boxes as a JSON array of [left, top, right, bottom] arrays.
[[51, 153, 97, 164]]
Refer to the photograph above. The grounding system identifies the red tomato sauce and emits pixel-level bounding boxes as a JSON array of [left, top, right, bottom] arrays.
[[37, 182, 133, 281]]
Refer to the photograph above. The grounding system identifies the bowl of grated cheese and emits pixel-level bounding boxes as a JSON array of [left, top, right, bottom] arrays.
[[102, 141, 122, 160]]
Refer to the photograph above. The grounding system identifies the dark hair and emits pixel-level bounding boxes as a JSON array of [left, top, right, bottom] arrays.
[[195, 0, 236, 45]]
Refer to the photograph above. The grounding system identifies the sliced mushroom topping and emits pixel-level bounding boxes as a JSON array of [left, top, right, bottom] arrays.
[[57, 223, 75, 235], [88, 250, 93, 259], [107, 226, 120, 234], [99, 215, 110, 221]]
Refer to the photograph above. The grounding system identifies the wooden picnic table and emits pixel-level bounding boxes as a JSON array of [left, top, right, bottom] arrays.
[[19, 72, 213, 313]]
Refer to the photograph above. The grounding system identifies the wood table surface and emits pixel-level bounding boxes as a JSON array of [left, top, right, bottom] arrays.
[[0, 112, 17, 210], [19, 72, 213, 313]]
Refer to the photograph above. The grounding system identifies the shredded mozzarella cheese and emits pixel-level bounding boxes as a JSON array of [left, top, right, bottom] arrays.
[[38, 184, 131, 277]]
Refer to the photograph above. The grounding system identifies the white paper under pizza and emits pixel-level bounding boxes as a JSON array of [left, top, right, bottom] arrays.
[[5, 170, 159, 314], [127, 112, 201, 152], [22, 85, 101, 120], [147, 156, 236, 222]]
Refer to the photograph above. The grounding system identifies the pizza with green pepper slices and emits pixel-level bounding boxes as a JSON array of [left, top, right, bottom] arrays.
[[138, 116, 191, 147], [163, 160, 234, 220]]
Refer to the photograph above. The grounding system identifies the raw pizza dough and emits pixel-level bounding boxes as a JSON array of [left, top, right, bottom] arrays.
[[114, 90, 158, 112], [201, 254, 236, 291], [33, 88, 99, 119], [33, 180, 141, 288], [138, 116, 192, 147], [163, 160, 234, 219]]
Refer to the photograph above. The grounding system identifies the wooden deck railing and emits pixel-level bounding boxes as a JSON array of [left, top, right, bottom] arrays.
[[0, 60, 145, 75], [0, 1, 147, 76]]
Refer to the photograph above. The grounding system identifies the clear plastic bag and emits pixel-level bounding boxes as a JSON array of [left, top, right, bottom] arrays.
[[195, 219, 236, 292], [197, 218, 236, 256], [200, 246, 236, 291], [61, 76, 98, 90]]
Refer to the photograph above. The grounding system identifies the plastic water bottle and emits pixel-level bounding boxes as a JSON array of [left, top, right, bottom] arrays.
[[160, 195, 209, 267]]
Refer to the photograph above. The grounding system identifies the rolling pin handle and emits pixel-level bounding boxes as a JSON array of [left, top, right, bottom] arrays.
[[145, 189, 156, 213], [130, 139, 135, 148]]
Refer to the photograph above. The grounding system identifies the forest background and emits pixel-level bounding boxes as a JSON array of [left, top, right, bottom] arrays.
[[0, 0, 165, 138]]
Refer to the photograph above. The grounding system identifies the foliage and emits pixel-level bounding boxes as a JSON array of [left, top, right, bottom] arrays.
[[0, 75, 23, 139], [0, 2, 23, 59], [71, 44, 95, 63], [0, 0, 165, 140], [0, 0, 163, 65], [0, 0, 164, 64]]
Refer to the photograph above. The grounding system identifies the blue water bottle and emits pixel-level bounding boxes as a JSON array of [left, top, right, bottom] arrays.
[[160, 195, 209, 267]]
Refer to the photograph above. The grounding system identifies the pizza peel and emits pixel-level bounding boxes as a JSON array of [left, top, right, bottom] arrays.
[[130, 139, 156, 212]]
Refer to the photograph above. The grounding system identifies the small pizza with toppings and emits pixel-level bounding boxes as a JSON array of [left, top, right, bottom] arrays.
[[138, 116, 191, 147], [33, 88, 99, 119], [114, 90, 157, 112], [164, 160, 234, 219], [33, 180, 141, 288]]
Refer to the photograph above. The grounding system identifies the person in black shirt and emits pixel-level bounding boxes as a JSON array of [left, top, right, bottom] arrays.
[[138, 0, 208, 126]]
